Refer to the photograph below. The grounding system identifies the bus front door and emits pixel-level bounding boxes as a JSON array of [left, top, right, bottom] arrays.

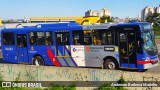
[[118, 31, 137, 68], [16, 34, 29, 63]]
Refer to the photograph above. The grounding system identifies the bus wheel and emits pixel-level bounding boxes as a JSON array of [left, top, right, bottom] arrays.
[[33, 56, 44, 66], [104, 59, 117, 69]]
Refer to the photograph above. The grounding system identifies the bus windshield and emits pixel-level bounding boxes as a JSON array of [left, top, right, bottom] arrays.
[[141, 24, 158, 56]]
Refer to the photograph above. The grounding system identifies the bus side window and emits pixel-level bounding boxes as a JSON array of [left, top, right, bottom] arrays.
[[22, 36, 27, 47], [72, 30, 83, 45], [29, 32, 36, 45], [63, 33, 70, 45], [17, 35, 27, 47], [36, 32, 45, 45], [106, 31, 114, 45], [92, 30, 114, 45], [17, 35, 22, 47], [30, 37, 35, 45], [83, 30, 92, 45], [56, 32, 70, 45], [45, 32, 53, 45], [3, 38, 7, 45], [3, 32, 15, 45], [92, 30, 104, 45]]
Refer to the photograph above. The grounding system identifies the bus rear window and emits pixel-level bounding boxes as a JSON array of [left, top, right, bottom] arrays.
[[3, 32, 15, 45]]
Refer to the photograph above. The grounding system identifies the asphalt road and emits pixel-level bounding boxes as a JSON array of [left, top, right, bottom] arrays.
[[146, 65, 160, 73]]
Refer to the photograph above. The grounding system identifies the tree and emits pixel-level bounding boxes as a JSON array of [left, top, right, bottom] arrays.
[[146, 13, 160, 35], [100, 15, 113, 22]]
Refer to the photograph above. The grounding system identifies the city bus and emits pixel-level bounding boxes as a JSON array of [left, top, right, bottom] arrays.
[[1, 22, 158, 71]]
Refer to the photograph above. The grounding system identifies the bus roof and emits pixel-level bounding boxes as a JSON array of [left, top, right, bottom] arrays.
[[82, 22, 151, 30], [117, 22, 150, 26], [82, 23, 116, 30], [1, 22, 151, 32], [1, 23, 83, 32]]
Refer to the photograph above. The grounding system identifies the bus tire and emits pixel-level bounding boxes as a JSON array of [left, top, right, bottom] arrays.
[[33, 56, 44, 66], [103, 58, 118, 69]]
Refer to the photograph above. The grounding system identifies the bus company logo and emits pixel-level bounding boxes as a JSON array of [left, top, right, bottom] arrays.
[[86, 46, 90, 52], [31, 46, 34, 50], [2, 82, 11, 87], [72, 48, 77, 52]]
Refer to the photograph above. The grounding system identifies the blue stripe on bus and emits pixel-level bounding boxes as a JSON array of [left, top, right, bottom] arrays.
[[62, 57, 70, 66], [57, 46, 70, 66], [137, 64, 144, 69], [121, 63, 136, 68], [64, 46, 78, 67]]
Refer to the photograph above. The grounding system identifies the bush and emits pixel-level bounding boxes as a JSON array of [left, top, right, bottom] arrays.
[[97, 76, 127, 90], [44, 83, 76, 90]]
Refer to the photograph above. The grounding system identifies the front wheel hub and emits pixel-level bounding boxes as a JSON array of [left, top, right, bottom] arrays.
[[108, 62, 115, 69]]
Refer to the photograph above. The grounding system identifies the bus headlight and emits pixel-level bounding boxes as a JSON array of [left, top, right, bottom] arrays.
[[146, 57, 150, 61]]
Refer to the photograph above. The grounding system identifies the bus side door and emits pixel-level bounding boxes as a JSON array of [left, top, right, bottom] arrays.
[[118, 30, 137, 68], [16, 34, 29, 63], [55, 31, 74, 66], [55, 32, 70, 56]]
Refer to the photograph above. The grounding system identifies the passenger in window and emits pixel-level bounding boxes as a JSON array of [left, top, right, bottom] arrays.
[[96, 39, 104, 45], [46, 39, 52, 45], [20, 43, 24, 47], [3, 39, 7, 45], [75, 39, 80, 45], [57, 37, 61, 45], [93, 37, 97, 45], [30, 38, 35, 45], [46, 40, 49, 45], [84, 39, 89, 45], [40, 37, 45, 45]]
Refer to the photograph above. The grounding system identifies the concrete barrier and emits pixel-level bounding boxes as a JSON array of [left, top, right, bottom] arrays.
[[0, 64, 159, 90]]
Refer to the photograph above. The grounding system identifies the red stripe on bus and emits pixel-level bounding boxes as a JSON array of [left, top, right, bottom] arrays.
[[138, 60, 155, 64], [47, 47, 60, 66]]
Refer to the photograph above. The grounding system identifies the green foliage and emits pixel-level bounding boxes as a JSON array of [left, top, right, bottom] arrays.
[[44, 83, 76, 90], [116, 76, 126, 90], [0, 73, 3, 82], [100, 15, 113, 22], [97, 83, 117, 90], [0, 86, 42, 90], [97, 76, 127, 90], [146, 13, 160, 35]]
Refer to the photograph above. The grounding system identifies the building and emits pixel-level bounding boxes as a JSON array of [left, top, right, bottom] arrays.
[[85, 8, 111, 17], [155, 7, 160, 13], [99, 8, 112, 17], [85, 10, 99, 16], [141, 5, 160, 21], [30, 16, 83, 23]]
